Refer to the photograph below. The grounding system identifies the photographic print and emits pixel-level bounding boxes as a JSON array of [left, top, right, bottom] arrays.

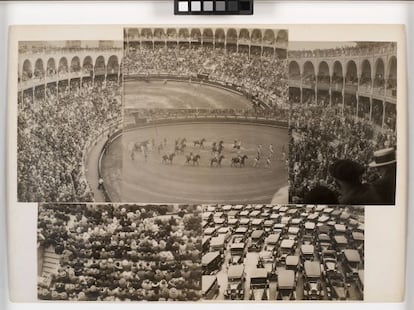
[[17, 40, 123, 202], [201, 204, 364, 301], [7, 24, 406, 304], [288, 42, 397, 205], [37, 204, 202, 301], [110, 27, 289, 204]]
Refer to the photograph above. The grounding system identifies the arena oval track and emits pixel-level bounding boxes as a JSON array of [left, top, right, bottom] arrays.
[[101, 122, 288, 204]]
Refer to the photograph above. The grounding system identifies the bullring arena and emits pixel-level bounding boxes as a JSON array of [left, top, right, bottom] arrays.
[[101, 79, 288, 204], [96, 27, 290, 204]]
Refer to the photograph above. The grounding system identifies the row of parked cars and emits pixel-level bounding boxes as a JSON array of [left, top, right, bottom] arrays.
[[201, 204, 364, 301]]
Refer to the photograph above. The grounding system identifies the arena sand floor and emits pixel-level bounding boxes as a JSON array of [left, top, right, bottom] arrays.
[[100, 80, 288, 203]]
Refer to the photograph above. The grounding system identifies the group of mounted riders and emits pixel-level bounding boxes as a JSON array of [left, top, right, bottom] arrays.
[[132, 136, 276, 168]]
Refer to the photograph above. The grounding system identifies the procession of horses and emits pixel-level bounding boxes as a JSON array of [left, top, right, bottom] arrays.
[[129, 136, 283, 169]]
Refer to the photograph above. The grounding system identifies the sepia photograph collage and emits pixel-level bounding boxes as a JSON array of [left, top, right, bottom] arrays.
[[9, 25, 405, 303]]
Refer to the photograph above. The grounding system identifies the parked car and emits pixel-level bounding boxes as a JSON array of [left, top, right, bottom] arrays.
[[229, 242, 246, 265], [202, 251, 223, 275], [217, 226, 232, 243], [234, 227, 249, 240], [251, 218, 264, 230], [202, 275, 219, 299], [304, 221, 316, 239], [249, 268, 269, 300], [258, 250, 276, 279], [224, 264, 245, 300], [249, 230, 265, 252], [300, 244, 315, 262], [263, 220, 274, 233], [264, 233, 281, 253], [278, 239, 296, 264], [342, 249, 361, 281], [276, 270, 296, 300], [333, 235, 348, 254], [326, 271, 348, 300], [321, 250, 338, 277], [303, 261, 324, 300], [285, 255, 301, 277], [317, 233, 332, 254], [287, 226, 300, 240], [204, 227, 216, 237], [227, 218, 239, 228], [210, 235, 226, 253]]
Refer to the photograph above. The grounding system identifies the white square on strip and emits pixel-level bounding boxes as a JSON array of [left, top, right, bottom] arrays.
[[178, 1, 189, 12], [191, 1, 201, 11]]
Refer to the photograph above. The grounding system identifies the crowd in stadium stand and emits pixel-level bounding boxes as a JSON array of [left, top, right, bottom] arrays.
[[37, 204, 202, 301], [124, 46, 288, 110], [289, 104, 396, 204], [21, 61, 94, 84], [288, 42, 395, 59], [18, 79, 122, 202], [127, 106, 289, 124]]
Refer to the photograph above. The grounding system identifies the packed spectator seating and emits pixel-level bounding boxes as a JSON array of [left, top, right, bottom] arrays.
[[288, 42, 396, 59], [18, 79, 122, 202], [37, 204, 202, 301], [127, 106, 289, 124], [19, 42, 287, 202], [289, 104, 396, 203], [124, 46, 288, 110]]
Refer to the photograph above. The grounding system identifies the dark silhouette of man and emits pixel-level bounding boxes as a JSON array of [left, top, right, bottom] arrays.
[[369, 148, 396, 205], [329, 159, 382, 205]]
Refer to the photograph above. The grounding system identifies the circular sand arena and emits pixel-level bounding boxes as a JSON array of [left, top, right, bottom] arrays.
[[123, 79, 254, 110], [102, 122, 288, 204]]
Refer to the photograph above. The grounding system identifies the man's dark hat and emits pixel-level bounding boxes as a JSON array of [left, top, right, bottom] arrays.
[[329, 159, 365, 182]]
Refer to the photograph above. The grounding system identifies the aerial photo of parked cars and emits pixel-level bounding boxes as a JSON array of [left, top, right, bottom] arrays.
[[201, 204, 364, 301]]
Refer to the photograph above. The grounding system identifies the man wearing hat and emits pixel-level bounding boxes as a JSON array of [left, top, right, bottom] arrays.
[[369, 147, 396, 204], [329, 159, 382, 205]]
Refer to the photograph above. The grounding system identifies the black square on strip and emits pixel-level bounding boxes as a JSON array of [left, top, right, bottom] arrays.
[[240, 0, 251, 11], [228, 0, 239, 12]]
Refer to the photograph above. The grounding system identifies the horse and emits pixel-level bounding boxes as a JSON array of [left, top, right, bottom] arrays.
[[231, 155, 248, 168], [240, 155, 248, 167], [217, 143, 224, 154], [162, 153, 175, 164], [210, 155, 225, 167], [175, 143, 186, 154], [233, 140, 241, 150], [212, 141, 224, 154], [134, 140, 149, 152], [185, 153, 194, 165], [193, 138, 206, 148], [191, 154, 201, 166], [211, 142, 217, 153]]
